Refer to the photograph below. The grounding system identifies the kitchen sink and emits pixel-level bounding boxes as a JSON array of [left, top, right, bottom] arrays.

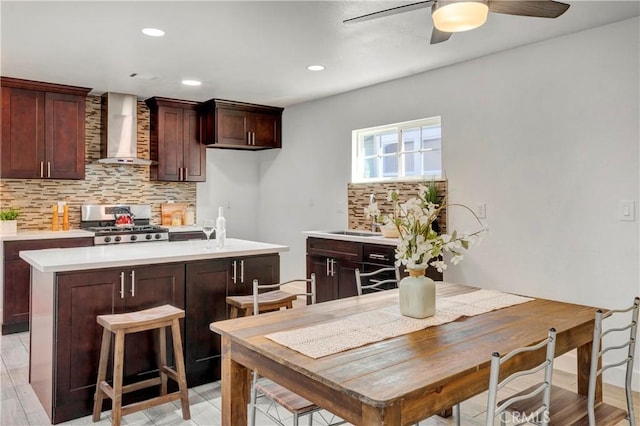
[[326, 230, 381, 237]]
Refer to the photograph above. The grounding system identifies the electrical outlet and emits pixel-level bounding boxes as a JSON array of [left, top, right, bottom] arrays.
[[618, 200, 635, 221], [476, 203, 486, 219]]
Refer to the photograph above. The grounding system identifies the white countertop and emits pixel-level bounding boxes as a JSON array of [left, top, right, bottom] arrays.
[[20, 238, 289, 273], [304, 230, 400, 246], [0, 229, 94, 241]]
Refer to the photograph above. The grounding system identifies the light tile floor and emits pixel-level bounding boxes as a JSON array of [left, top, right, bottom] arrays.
[[2, 303, 638, 426]]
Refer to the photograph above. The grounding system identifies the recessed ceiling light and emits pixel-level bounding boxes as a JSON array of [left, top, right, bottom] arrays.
[[142, 28, 165, 37], [307, 65, 326, 71], [182, 79, 202, 86]]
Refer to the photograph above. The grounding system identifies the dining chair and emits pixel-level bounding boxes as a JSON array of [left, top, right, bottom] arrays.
[[505, 297, 639, 426], [249, 274, 344, 426], [354, 266, 401, 295], [485, 328, 557, 426]]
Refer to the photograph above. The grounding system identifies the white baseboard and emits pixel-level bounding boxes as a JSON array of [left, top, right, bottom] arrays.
[[555, 350, 639, 392]]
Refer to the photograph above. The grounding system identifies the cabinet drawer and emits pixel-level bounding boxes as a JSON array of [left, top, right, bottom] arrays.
[[169, 231, 206, 242], [362, 244, 396, 266], [4, 237, 94, 260], [306, 238, 361, 262]]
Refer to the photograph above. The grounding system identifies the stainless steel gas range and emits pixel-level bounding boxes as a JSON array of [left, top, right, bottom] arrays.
[[80, 204, 169, 245]]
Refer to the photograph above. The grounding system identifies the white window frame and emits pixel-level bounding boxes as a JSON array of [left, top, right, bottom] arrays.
[[351, 116, 442, 183]]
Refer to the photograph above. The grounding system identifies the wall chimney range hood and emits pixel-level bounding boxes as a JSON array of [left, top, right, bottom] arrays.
[[98, 92, 153, 165]]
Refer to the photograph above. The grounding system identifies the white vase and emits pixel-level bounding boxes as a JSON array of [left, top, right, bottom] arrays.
[[0, 220, 17, 235], [399, 269, 436, 318]]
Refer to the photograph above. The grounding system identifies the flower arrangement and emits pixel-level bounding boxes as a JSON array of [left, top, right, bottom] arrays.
[[387, 185, 486, 272]]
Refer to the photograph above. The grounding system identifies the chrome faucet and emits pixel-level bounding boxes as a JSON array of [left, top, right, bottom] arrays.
[[368, 193, 379, 232]]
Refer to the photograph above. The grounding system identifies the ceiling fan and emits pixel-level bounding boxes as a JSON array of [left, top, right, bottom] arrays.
[[343, 0, 570, 44]]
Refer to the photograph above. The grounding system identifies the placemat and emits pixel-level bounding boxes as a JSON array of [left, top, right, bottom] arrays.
[[265, 287, 534, 359]]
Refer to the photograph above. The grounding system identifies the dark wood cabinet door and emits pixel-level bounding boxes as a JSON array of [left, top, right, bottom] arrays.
[[307, 255, 336, 303], [228, 254, 280, 297], [122, 264, 186, 382], [155, 105, 184, 182], [250, 111, 281, 148], [2, 260, 30, 327], [146, 97, 205, 182], [336, 260, 361, 300], [185, 259, 229, 386], [1, 87, 45, 178], [44, 92, 85, 179], [55, 269, 124, 423], [216, 107, 248, 146], [182, 107, 205, 182]]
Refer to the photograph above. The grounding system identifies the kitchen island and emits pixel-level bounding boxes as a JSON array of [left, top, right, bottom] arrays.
[[21, 238, 287, 424]]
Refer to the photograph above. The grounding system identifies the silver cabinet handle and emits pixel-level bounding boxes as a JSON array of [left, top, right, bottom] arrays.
[[47, 162, 51, 178], [120, 272, 125, 299], [179, 168, 183, 181], [331, 259, 336, 276], [240, 260, 244, 283], [326, 258, 330, 276], [130, 270, 135, 297], [369, 253, 388, 261], [184, 167, 188, 180], [40, 161, 44, 178], [232, 260, 237, 284]]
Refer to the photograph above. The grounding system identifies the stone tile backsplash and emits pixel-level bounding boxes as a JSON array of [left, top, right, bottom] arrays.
[[0, 96, 196, 230], [348, 180, 448, 233]]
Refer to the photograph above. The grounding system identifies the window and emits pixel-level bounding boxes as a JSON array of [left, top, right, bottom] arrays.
[[352, 117, 442, 183]]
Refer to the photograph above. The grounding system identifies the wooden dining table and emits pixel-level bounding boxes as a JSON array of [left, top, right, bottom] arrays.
[[209, 282, 600, 426]]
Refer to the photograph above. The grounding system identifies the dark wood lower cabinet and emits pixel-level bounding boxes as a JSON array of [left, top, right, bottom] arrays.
[[185, 254, 279, 387], [53, 263, 185, 424], [39, 253, 279, 424], [2, 237, 93, 334]]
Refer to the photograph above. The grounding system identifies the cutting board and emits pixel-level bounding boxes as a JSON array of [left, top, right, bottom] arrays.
[[161, 203, 188, 226]]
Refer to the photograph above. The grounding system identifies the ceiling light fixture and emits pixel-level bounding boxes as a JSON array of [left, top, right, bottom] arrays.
[[432, 0, 489, 33], [142, 28, 165, 37], [307, 65, 326, 71], [181, 79, 202, 86]]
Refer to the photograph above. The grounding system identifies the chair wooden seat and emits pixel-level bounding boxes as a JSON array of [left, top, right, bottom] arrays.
[[226, 290, 298, 318], [255, 379, 317, 415], [92, 304, 190, 426], [505, 384, 628, 426]]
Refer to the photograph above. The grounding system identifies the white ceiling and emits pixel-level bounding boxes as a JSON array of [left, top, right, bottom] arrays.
[[1, 1, 638, 107]]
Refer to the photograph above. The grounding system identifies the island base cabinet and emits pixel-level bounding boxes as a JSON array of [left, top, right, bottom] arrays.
[[50, 264, 185, 424], [185, 254, 280, 387]]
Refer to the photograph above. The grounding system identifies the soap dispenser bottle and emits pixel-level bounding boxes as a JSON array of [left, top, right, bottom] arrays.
[[216, 206, 226, 248]]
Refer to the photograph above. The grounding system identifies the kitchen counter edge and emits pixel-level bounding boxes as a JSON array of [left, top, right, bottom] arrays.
[[19, 238, 289, 273], [303, 230, 399, 246]]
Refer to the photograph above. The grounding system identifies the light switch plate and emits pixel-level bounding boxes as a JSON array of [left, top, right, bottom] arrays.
[[618, 200, 635, 221]]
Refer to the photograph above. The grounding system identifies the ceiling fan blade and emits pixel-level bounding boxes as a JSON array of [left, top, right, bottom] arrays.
[[430, 27, 452, 44], [488, 1, 570, 18], [343, 1, 434, 24]]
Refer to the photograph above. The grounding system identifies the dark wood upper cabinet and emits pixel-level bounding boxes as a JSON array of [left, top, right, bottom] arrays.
[[146, 97, 206, 182], [1, 77, 90, 179], [200, 98, 283, 150]]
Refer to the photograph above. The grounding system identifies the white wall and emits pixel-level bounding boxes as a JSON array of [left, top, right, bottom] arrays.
[[197, 149, 259, 240], [255, 18, 640, 388]]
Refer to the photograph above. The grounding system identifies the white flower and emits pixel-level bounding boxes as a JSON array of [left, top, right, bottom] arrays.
[[430, 260, 447, 273], [451, 254, 464, 265]]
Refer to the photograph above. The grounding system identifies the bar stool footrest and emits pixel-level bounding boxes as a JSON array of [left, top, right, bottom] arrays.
[[120, 392, 185, 418]]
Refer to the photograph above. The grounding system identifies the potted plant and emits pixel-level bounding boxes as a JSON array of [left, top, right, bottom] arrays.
[[0, 208, 19, 234]]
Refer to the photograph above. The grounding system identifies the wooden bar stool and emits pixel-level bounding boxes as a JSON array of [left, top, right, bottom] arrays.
[[226, 290, 298, 318], [92, 304, 190, 426]]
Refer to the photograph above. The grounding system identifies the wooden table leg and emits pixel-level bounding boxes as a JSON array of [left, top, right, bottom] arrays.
[[221, 337, 249, 426], [361, 403, 401, 425], [577, 340, 602, 402]]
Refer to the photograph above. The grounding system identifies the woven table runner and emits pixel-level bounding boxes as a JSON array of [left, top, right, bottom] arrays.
[[265, 287, 534, 359]]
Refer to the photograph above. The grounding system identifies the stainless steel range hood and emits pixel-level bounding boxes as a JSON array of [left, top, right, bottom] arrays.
[[98, 92, 153, 165]]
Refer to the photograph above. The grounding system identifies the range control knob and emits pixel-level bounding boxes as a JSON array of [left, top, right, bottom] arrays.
[[155, 234, 162, 239], [145, 234, 153, 240], [130, 235, 137, 241], [104, 236, 112, 243], [114, 236, 121, 242]]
